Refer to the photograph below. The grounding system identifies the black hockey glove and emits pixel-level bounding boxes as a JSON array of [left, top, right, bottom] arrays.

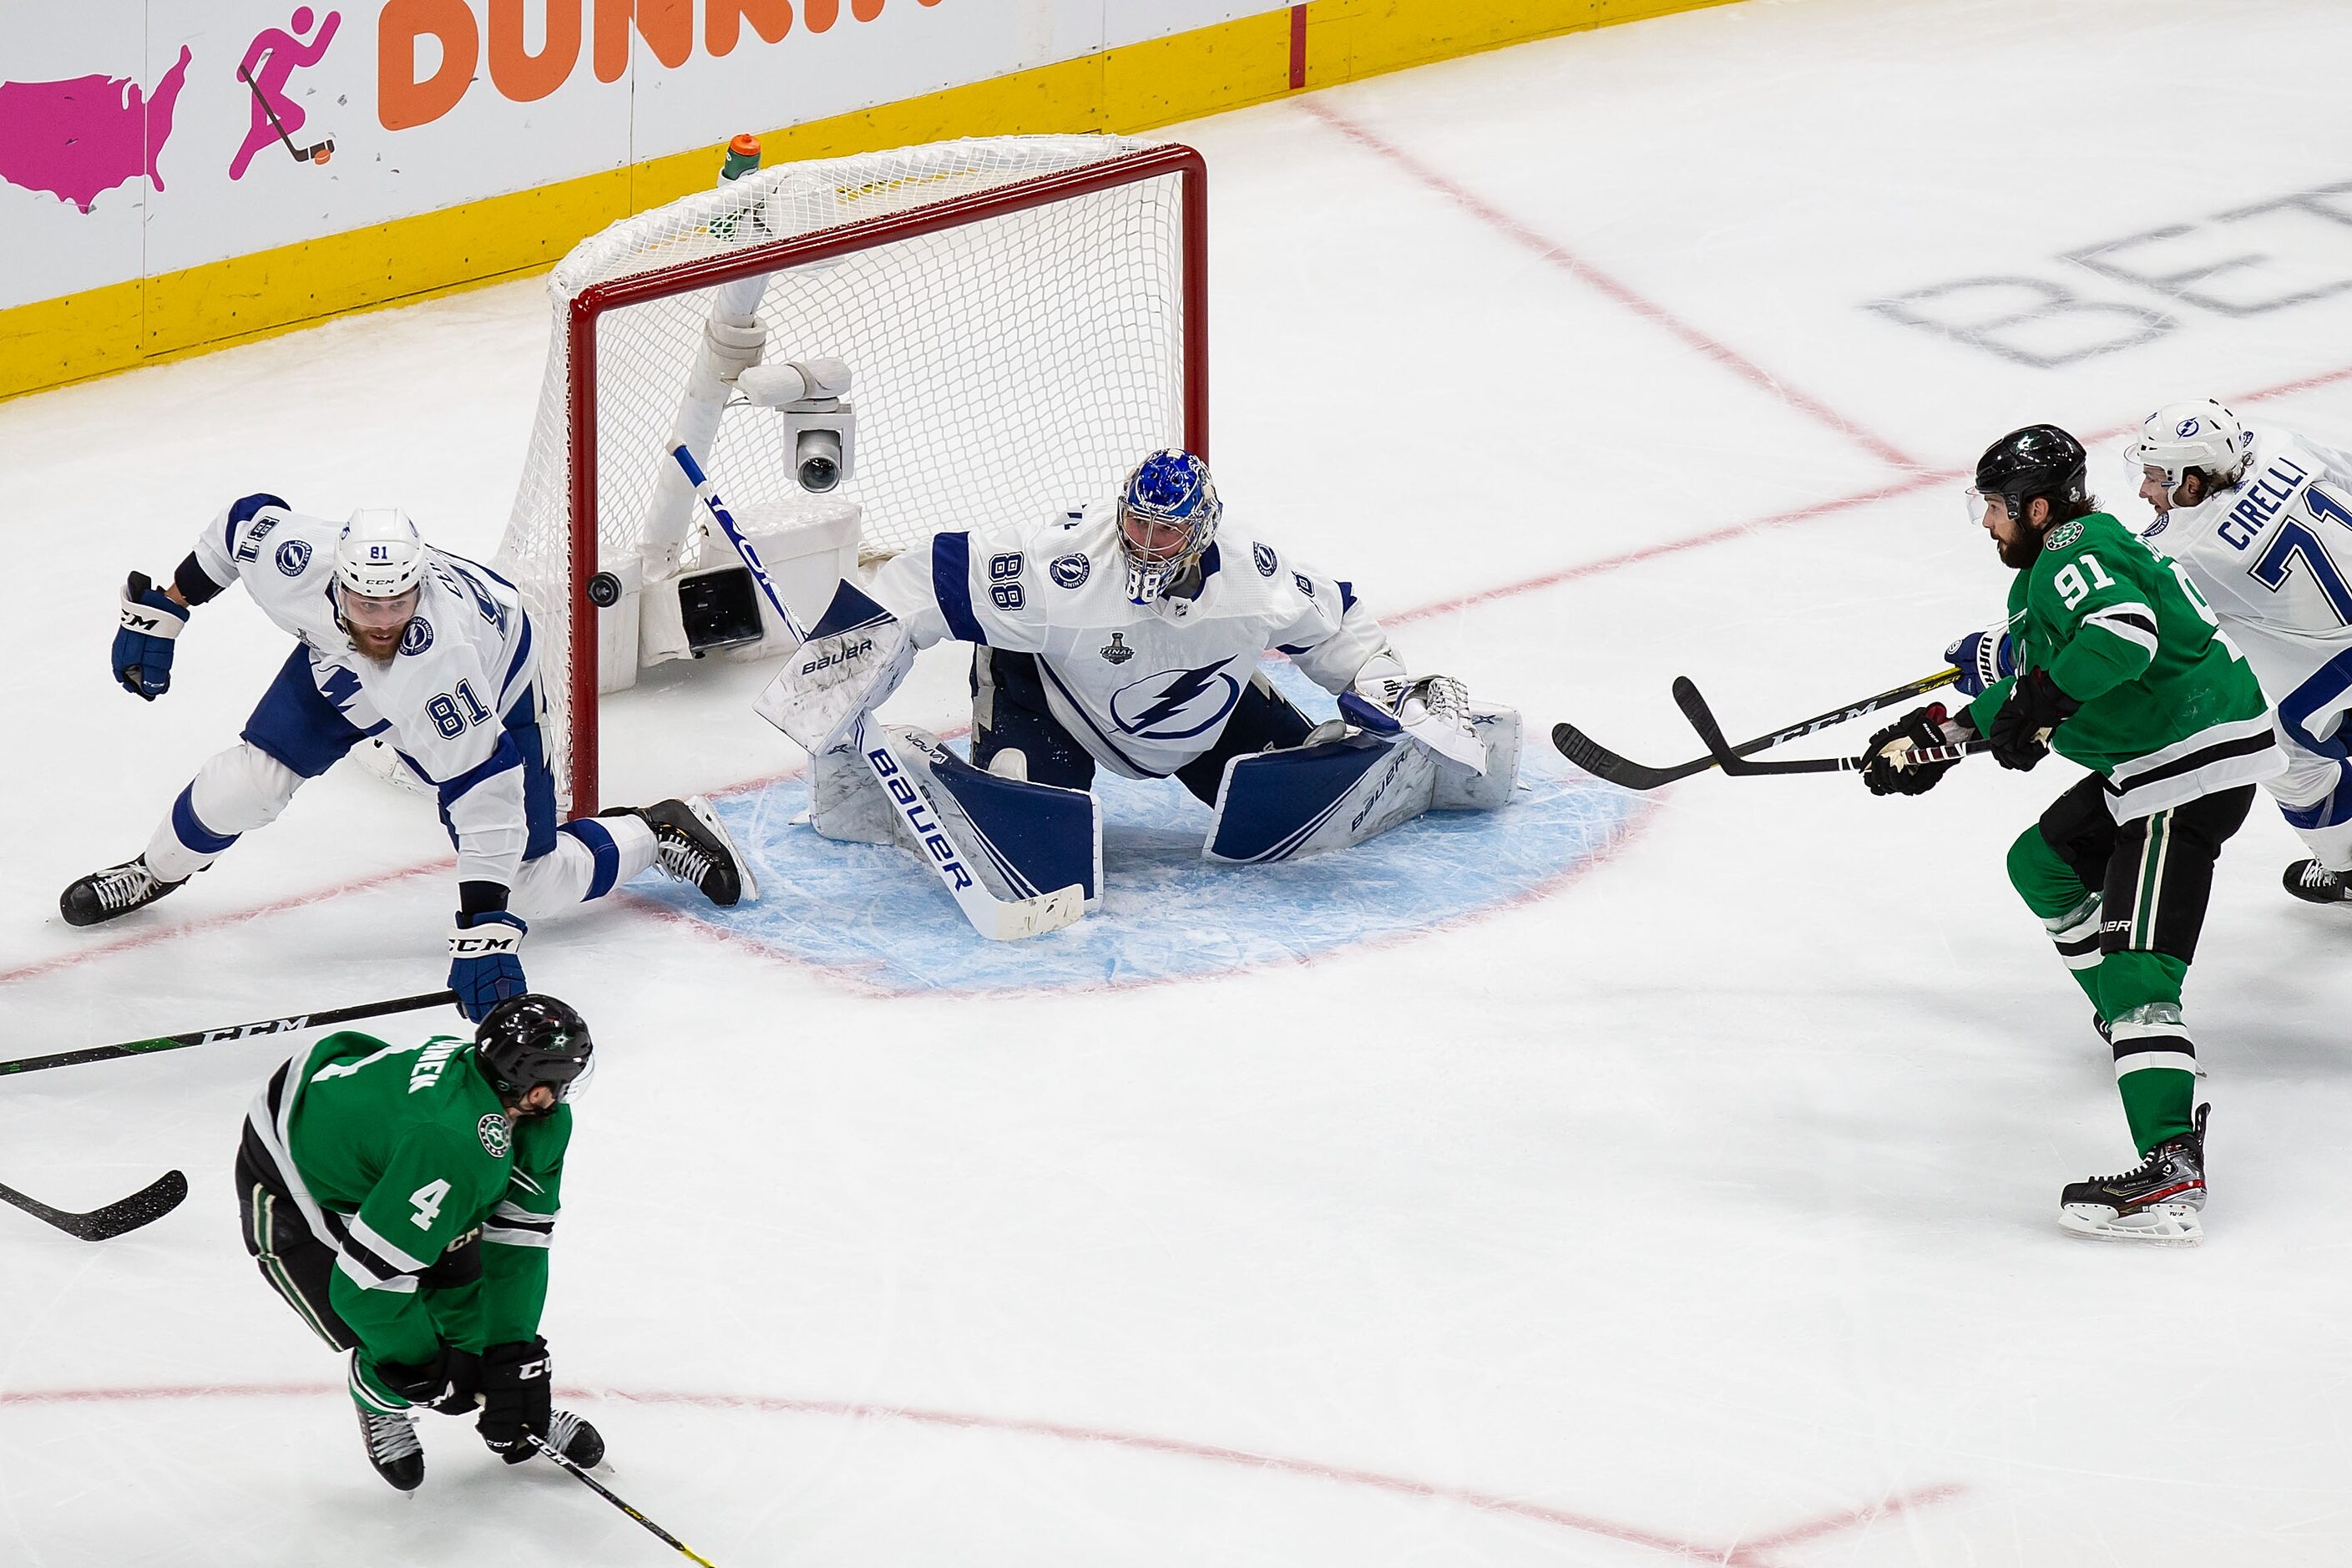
[[1859, 704, 1965, 797], [1987, 668, 2080, 771], [376, 1345, 482, 1415], [477, 1338, 553, 1464]]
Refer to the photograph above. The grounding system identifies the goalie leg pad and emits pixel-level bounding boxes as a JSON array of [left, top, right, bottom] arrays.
[[812, 727, 1102, 907], [1204, 731, 1439, 864], [1431, 706, 1522, 812]]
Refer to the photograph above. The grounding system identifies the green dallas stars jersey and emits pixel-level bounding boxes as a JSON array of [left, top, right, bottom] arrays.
[[1964, 511, 2282, 820], [266, 1029, 567, 1368]]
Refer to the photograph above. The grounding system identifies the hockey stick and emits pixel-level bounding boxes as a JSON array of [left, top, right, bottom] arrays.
[[0, 1170, 187, 1241], [1550, 667, 1962, 789], [527, 1433, 720, 1566], [237, 65, 333, 163], [0, 990, 458, 1077], [672, 444, 1085, 941], [1672, 675, 1985, 775]]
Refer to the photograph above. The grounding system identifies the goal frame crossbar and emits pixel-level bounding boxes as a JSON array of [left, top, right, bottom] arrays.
[[561, 141, 1211, 813]]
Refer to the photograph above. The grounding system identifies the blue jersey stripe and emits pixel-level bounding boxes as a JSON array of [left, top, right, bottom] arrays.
[[932, 532, 988, 645]]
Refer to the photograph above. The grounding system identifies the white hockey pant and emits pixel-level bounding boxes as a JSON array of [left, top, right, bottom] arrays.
[[142, 739, 659, 912], [2266, 715, 2352, 873]]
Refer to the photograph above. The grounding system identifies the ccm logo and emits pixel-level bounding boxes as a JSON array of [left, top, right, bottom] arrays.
[[799, 637, 873, 677], [451, 935, 518, 954], [202, 1018, 306, 1044]]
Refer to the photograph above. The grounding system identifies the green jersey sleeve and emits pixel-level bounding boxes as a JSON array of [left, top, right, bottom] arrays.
[[2027, 534, 2163, 701], [326, 1122, 508, 1367], [479, 1105, 570, 1345]]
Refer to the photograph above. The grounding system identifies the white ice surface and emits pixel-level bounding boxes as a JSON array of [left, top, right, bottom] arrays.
[[6, 0, 2352, 1562]]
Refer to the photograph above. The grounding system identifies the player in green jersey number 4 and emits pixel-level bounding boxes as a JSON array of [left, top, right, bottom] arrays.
[[235, 994, 604, 1490], [1859, 425, 2282, 1246]]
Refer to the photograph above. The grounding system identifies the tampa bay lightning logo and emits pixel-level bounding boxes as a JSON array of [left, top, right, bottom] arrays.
[[400, 616, 435, 657], [1253, 542, 1277, 577], [276, 539, 312, 576], [1050, 553, 1090, 589], [2177, 417, 2203, 438], [1110, 660, 1243, 740], [2142, 517, 2168, 539]]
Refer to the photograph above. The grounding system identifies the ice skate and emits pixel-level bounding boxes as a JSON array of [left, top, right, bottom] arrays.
[[548, 1409, 604, 1468], [605, 796, 756, 905], [2058, 1107, 2208, 1246], [2283, 859, 2352, 905], [356, 1407, 424, 1491], [58, 856, 185, 928]]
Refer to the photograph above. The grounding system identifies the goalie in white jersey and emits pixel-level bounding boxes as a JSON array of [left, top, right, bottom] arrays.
[[757, 451, 1514, 878], [2124, 402, 2352, 903], [74, 498, 755, 1019]]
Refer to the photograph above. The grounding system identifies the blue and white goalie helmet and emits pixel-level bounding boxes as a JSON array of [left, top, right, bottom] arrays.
[[1118, 449, 1222, 605], [2126, 400, 2250, 492]]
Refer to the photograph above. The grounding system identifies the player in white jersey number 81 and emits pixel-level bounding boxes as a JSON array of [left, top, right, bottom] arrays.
[[71, 498, 758, 1019]]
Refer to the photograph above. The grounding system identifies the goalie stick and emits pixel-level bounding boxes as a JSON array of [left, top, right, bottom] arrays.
[[1550, 667, 1962, 789], [0, 1170, 187, 1241], [0, 990, 459, 1077], [529, 1432, 721, 1566], [1672, 675, 1985, 775], [671, 445, 1085, 940]]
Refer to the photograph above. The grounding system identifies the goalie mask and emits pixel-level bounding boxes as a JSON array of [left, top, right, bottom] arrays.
[[475, 993, 594, 1113], [1118, 449, 1222, 605]]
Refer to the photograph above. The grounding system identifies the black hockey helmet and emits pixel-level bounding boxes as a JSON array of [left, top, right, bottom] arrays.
[[1974, 424, 2089, 523], [475, 994, 593, 1105]]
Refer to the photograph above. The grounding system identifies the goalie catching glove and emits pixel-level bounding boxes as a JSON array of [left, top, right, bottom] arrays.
[[1338, 658, 1485, 772]]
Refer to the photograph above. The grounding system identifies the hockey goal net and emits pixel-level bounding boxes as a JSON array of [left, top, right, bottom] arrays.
[[499, 134, 1208, 816]]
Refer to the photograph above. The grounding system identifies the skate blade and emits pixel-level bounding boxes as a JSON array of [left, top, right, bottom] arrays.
[[2058, 1201, 2203, 1246], [681, 794, 759, 904]]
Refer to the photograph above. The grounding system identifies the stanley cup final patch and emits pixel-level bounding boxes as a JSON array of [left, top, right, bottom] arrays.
[[478, 1113, 512, 1157], [1100, 631, 1136, 664]]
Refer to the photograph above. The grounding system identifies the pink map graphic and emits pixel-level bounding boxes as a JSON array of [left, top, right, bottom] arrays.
[[0, 45, 192, 213]]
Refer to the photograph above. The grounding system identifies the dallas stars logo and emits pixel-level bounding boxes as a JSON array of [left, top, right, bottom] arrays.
[[478, 1113, 511, 1157], [1100, 632, 1135, 665]]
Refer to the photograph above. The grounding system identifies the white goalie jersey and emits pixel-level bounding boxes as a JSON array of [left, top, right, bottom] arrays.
[[190, 502, 543, 883], [2139, 424, 2352, 711], [866, 502, 1396, 779]]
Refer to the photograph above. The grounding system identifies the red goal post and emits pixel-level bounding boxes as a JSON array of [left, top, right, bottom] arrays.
[[499, 137, 1210, 817]]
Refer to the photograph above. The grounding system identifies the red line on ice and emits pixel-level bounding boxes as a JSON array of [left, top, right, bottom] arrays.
[[1294, 99, 1926, 477], [0, 1378, 1962, 1565], [8, 369, 2345, 986]]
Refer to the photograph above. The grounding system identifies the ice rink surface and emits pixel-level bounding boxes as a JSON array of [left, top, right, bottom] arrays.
[[6, 0, 2352, 1560]]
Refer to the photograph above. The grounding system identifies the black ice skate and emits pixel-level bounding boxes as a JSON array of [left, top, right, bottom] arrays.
[[548, 1409, 605, 1468], [357, 1407, 425, 1491], [58, 856, 185, 928], [2283, 859, 2352, 905], [604, 796, 756, 905], [2058, 1105, 2208, 1246]]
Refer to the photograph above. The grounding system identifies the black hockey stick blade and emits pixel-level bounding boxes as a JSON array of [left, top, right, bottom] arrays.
[[0, 1169, 188, 1241], [1552, 668, 1961, 789], [0, 989, 459, 1077]]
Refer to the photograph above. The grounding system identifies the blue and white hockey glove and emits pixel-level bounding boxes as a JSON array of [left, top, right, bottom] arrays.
[[448, 910, 527, 1023], [1944, 623, 2014, 699], [113, 572, 190, 701]]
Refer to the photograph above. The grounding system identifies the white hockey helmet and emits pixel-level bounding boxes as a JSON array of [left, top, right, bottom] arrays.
[[335, 508, 428, 599], [2125, 400, 2250, 492]]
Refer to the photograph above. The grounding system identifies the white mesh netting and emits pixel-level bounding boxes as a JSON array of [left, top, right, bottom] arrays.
[[498, 134, 1196, 809]]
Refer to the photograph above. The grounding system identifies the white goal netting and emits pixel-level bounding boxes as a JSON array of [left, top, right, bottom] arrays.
[[498, 134, 1200, 811]]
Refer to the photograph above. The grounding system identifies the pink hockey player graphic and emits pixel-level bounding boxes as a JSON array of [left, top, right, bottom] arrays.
[[230, 8, 341, 180], [0, 46, 193, 214]]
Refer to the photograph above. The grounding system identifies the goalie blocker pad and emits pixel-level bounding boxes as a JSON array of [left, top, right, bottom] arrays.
[[812, 727, 1103, 908], [752, 577, 913, 756], [1205, 706, 1520, 864]]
